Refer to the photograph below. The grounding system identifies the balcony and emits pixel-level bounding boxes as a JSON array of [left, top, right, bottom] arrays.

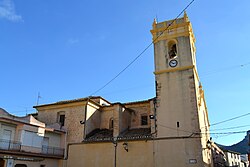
[[0, 139, 64, 158], [42, 146, 64, 156], [0, 139, 21, 151]]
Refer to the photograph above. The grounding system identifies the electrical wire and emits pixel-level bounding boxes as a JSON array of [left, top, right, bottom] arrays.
[[10, 109, 34, 113], [100, 84, 153, 96], [201, 62, 250, 77], [0, 108, 35, 115], [210, 125, 250, 131], [205, 131, 248, 135], [156, 117, 250, 136], [209, 112, 250, 127], [90, 59, 250, 97], [89, 0, 195, 96], [157, 122, 248, 136], [157, 122, 195, 134]]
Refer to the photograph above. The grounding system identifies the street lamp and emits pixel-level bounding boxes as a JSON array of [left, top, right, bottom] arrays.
[[123, 142, 128, 152]]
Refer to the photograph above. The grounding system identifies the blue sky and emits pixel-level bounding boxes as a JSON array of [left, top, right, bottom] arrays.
[[0, 0, 249, 146]]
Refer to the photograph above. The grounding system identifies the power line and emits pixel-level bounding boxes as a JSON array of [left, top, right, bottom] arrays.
[[210, 124, 250, 131], [210, 112, 250, 127], [1, 108, 35, 114], [157, 122, 249, 136], [94, 59, 250, 96], [157, 122, 194, 134], [206, 131, 248, 135], [100, 84, 153, 96], [200, 61, 250, 78], [10, 109, 35, 114], [89, 0, 195, 96]]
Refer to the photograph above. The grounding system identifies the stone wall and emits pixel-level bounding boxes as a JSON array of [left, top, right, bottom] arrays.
[[100, 106, 114, 130], [36, 104, 86, 143], [125, 102, 151, 129]]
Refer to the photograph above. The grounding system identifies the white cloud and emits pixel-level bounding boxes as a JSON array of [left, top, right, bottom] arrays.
[[0, 0, 23, 22]]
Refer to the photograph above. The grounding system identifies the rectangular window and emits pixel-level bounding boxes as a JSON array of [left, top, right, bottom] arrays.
[[22, 131, 43, 148], [59, 114, 65, 126], [141, 115, 148, 125]]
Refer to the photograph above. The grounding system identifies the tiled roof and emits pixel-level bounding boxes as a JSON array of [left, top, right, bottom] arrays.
[[85, 129, 113, 142], [34, 96, 154, 109], [84, 128, 152, 142], [119, 128, 151, 138], [122, 98, 155, 105]]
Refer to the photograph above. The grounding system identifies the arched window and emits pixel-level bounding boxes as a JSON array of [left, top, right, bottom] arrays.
[[168, 41, 177, 59], [109, 118, 114, 130]]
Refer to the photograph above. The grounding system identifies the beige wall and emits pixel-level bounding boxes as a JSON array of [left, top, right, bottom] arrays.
[[45, 132, 62, 148], [68, 140, 154, 167], [67, 139, 209, 167], [155, 138, 206, 167]]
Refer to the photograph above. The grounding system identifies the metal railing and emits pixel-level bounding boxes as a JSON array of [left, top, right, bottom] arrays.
[[0, 139, 21, 151], [42, 145, 64, 156], [0, 139, 64, 157]]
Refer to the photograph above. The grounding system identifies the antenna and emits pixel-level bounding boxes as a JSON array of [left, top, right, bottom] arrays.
[[36, 92, 42, 106]]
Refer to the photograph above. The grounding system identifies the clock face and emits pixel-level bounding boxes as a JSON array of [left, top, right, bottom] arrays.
[[169, 59, 178, 67]]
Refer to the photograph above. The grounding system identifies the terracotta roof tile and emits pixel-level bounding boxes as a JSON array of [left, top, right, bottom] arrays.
[[84, 128, 152, 142]]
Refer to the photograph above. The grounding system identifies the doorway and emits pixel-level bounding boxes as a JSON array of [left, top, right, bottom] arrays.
[[0, 158, 5, 167]]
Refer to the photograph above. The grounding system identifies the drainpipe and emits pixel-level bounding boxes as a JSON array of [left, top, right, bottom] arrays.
[[113, 138, 117, 167], [153, 97, 157, 135], [83, 97, 90, 139], [63, 131, 68, 167]]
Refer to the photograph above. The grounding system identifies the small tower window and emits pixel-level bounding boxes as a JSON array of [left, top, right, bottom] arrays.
[[59, 115, 65, 126], [57, 111, 65, 126], [141, 115, 148, 126], [177, 121, 180, 128], [168, 41, 177, 59], [109, 118, 114, 129]]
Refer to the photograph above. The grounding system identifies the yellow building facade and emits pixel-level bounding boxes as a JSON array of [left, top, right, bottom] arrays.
[[34, 13, 212, 167], [151, 12, 211, 166]]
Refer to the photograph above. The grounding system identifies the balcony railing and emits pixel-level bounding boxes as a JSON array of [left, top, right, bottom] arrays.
[[0, 139, 21, 151], [0, 139, 64, 157], [42, 145, 64, 156]]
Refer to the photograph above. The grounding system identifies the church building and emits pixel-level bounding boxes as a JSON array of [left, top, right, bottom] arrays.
[[34, 13, 212, 167]]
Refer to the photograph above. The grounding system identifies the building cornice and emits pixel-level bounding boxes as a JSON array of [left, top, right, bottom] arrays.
[[154, 65, 194, 75]]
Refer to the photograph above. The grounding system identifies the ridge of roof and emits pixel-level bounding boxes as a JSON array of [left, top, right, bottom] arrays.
[[122, 97, 155, 105], [33, 96, 110, 108]]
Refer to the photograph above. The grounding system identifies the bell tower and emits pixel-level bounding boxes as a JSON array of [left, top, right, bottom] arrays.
[[151, 13, 212, 166]]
